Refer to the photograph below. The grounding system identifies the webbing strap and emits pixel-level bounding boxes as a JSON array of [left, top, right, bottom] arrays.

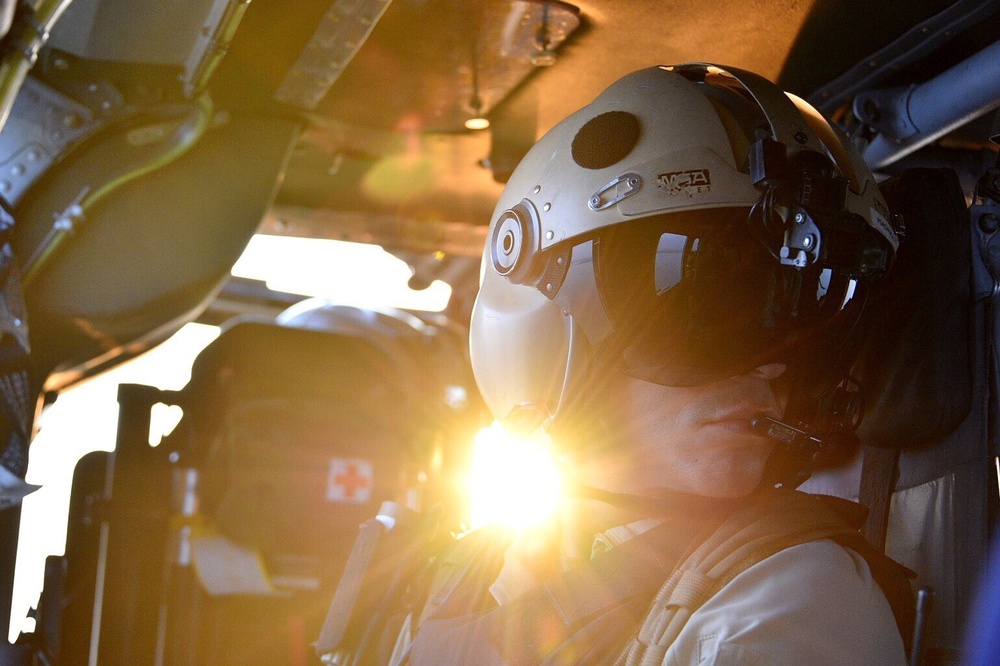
[[619, 490, 906, 665], [0, 353, 31, 481], [654, 569, 713, 610], [501, 519, 704, 663], [409, 514, 716, 665], [859, 444, 901, 551], [315, 518, 387, 654], [541, 522, 695, 628]]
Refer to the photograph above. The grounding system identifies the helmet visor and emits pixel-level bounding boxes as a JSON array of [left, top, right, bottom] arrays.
[[593, 208, 867, 387]]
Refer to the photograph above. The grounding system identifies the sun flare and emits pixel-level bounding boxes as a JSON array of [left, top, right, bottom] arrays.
[[467, 421, 564, 531]]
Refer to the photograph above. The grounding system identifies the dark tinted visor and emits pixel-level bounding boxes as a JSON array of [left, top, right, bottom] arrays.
[[593, 208, 867, 387]]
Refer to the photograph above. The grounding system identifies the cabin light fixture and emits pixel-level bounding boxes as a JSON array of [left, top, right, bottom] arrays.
[[466, 43, 491, 130], [465, 116, 490, 131], [441, 0, 579, 132]]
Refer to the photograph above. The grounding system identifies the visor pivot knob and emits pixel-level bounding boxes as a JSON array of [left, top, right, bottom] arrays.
[[492, 211, 527, 276]]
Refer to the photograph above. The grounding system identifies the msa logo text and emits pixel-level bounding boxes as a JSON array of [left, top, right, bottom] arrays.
[[657, 169, 711, 196]]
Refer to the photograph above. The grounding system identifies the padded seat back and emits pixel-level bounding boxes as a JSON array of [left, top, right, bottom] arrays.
[[803, 167, 991, 658], [165, 310, 481, 664], [181, 316, 462, 571]]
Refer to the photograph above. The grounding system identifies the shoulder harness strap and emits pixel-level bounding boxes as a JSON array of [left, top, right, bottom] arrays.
[[617, 489, 915, 665], [407, 511, 720, 665]]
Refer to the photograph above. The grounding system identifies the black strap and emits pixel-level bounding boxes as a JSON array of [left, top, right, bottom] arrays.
[[859, 444, 900, 551], [831, 530, 917, 657]]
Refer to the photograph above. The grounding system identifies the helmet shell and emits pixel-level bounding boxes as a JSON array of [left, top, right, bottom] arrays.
[[471, 64, 894, 425]]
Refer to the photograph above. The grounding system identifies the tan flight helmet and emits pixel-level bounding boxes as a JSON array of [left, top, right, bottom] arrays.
[[470, 64, 898, 437]]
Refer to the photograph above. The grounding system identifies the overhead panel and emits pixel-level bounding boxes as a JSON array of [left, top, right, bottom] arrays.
[[465, 0, 580, 121], [410, 0, 583, 132], [277, 0, 581, 131]]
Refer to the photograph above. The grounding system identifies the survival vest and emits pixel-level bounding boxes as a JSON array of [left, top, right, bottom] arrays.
[[321, 489, 915, 665]]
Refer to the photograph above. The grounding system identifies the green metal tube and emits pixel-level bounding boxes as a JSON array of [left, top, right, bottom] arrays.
[[0, 0, 75, 135], [23, 94, 215, 286]]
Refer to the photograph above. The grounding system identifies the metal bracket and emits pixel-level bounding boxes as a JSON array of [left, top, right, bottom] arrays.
[[853, 85, 920, 141], [0, 76, 100, 205], [588, 173, 641, 211], [971, 203, 1000, 300], [780, 208, 822, 268]]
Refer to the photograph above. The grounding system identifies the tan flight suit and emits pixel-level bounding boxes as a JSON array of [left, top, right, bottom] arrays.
[[396, 489, 913, 665]]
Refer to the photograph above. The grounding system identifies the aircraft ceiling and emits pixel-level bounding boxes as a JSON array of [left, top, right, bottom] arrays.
[[6, 0, 999, 385], [210, 0, 993, 241]]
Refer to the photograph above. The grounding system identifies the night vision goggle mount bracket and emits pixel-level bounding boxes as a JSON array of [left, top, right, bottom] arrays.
[[749, 137, 889, 279]]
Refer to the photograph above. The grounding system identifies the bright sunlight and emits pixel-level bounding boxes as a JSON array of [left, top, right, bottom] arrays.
[[231, 235, 451, 312], [467, 421, 565, 531]]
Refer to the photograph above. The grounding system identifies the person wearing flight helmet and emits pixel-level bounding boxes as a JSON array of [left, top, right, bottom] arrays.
[[395, 64, 915, 665]]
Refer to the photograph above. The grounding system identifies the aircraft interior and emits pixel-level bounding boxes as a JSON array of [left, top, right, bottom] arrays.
[[0, 0, 997, 664]]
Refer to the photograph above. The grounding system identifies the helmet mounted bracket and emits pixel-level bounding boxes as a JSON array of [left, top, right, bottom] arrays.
[[747, 136, 888, 277]]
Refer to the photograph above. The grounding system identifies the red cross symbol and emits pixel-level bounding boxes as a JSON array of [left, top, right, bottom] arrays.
[[335, 464, 369, 499], [327, 458, 373, 503]]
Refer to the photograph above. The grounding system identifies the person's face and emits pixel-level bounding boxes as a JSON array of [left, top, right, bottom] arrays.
[[579, 363, 789, 499]]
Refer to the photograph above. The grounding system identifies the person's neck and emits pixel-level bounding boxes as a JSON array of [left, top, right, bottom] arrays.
[[559, 485, 743, 562]]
